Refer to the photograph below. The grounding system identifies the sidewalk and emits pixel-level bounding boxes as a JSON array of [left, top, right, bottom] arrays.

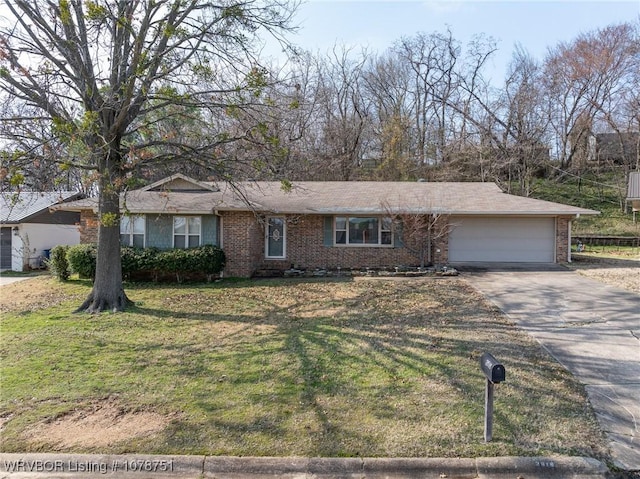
[[0, 453, 609, 478]]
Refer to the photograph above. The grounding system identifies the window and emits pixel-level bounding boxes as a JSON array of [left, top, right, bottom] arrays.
[[174, 216, 201, 248], [335, 216, 392, 246], [120, 215, 145, 247], [381, 217, 393, 245], [266, 217, 286, 258]]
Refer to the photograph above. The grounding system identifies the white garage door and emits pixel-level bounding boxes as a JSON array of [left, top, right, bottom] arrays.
[[449, 217, 556, 263]]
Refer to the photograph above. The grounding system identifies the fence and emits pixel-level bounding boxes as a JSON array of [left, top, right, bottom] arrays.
[[572, 235, 640, 247]]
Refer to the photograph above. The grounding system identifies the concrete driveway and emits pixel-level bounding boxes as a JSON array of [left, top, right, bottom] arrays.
[[464, 266, 640, 471], [0, 275, 34, 286]]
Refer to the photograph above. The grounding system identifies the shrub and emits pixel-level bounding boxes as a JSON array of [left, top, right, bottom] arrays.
[[67, 244, 97, 279], [120, 246, 138, 277], [62, 244, 225, 282], [139, 245, 225, 283], [47, 245, 70, 281], [156, 248, 189, 282], [194, 244, 226, 277], [121, 246, 160, 278]]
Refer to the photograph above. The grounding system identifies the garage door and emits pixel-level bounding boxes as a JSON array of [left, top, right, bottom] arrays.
[[448, 217, 555, 263]]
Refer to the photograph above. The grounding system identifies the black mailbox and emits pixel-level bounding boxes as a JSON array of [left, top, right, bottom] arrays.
[[480, 353, 505, 383]]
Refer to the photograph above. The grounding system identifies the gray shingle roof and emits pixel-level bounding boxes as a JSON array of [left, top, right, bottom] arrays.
[[1, 191, 81, 223], [230, 181, 598, 215], [56, 180, 599, 217]]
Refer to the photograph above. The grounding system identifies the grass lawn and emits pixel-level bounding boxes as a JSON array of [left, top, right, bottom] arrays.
[[0, 276, 607, 459], [574, 245, 640, 259]]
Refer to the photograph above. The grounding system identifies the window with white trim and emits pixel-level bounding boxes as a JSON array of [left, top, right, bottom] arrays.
[[120, 215, 145, 247], [266, 217, 286, 258], [173, 216, 201, 248], [335, 216, 392, 246]]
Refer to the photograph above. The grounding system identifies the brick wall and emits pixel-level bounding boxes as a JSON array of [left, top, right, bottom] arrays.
[[556, 216, 571, 262], [222, 213, 425, 277], [431, 216, 450, 265], [79, 209, 574, 274], [79, 210, 99, 244], [221, 211, 264, 278]]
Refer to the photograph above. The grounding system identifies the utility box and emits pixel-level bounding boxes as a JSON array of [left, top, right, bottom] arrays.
[[480, 352, 505, 384]]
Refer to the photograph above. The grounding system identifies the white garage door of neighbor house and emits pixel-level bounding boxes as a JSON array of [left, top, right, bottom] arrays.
[[448, 217, 556, 263]]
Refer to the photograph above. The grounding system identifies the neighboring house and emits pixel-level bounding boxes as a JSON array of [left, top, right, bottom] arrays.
[[592, 132, 639, 165], [627, 171, 640, 220], [56, 174, 599, 278], [0, 191, 82, 271]]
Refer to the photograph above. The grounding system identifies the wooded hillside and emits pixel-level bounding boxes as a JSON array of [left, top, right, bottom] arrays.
[[3, 18, 638, 233]]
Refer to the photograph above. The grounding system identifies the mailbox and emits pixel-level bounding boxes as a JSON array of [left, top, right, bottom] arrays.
[[480, 352, 505, 384]]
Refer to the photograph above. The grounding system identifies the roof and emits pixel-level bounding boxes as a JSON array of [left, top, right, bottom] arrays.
[[627, 172, 640, 200], [223, 181, 598, 216], [0, 191, 82, 223], [140, 173, 219, 192], [55, 177, 599, 217]]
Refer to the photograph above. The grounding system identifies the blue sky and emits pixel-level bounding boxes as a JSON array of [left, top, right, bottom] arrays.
[[273, 0, 639, 80]]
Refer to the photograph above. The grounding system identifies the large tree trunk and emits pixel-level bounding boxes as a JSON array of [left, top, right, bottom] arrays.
[[76, 161, 131, 313]]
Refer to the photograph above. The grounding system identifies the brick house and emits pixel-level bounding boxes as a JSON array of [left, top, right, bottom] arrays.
[[58, 174, 598, 278]]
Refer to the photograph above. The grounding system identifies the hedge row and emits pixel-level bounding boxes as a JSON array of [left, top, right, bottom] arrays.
[[48, 244, 226, 282]]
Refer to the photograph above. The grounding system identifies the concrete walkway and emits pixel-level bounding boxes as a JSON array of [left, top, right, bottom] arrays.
[[464, 267, 640, 471]]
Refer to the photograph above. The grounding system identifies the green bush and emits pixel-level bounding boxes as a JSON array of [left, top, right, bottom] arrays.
[[121, 246, 160, 277], [67, 244, 97, 279], [60, 244, 225, 282], [194, 244, 226, 276], [47, 245, 70, 281], [156, 248, 188, 277], [122, 245, 225, 282]]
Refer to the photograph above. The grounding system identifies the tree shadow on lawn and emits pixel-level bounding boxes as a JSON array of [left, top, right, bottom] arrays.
[[121, 280, 605, 458], [125, 276, 355, 291], [148, 323, 601, 457]]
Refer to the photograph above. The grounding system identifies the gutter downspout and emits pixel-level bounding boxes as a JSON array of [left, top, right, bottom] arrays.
[[213, 209, 224, 278]]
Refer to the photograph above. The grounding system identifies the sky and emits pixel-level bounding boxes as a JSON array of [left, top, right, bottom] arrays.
[[268, 0, 640, 80]]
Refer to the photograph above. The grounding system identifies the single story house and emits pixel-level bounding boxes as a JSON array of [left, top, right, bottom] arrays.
[[0, 191, 82, 271], [55, 174, 599, 278]]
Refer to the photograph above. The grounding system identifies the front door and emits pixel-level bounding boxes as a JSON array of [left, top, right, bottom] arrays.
[[265, 217, 286, 259]]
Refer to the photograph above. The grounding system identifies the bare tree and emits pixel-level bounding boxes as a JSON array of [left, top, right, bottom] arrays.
[[543, 22, 639, 170], [313, 45, 371, 180], [395, 30, 460, 166], [0, 0, 297, 312], [381, 199, 451, 269], [499, 45, 551, 195], [362, 50, 413, 177]]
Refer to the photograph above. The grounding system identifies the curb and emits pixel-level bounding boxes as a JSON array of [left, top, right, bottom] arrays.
[[0, 453, 609, 478]]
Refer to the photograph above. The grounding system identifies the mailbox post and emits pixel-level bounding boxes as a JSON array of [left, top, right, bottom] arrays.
[[479, 352, 505, 442]]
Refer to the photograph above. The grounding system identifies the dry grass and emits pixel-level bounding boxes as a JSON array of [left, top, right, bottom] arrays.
[[568, 251, 640, 294], [0, 275, 87, 313], [0, 276, 607, 459]]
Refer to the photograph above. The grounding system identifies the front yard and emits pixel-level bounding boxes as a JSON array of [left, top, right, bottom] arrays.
[[0, 276, 607, 459], [568, 248, 640, 294]]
